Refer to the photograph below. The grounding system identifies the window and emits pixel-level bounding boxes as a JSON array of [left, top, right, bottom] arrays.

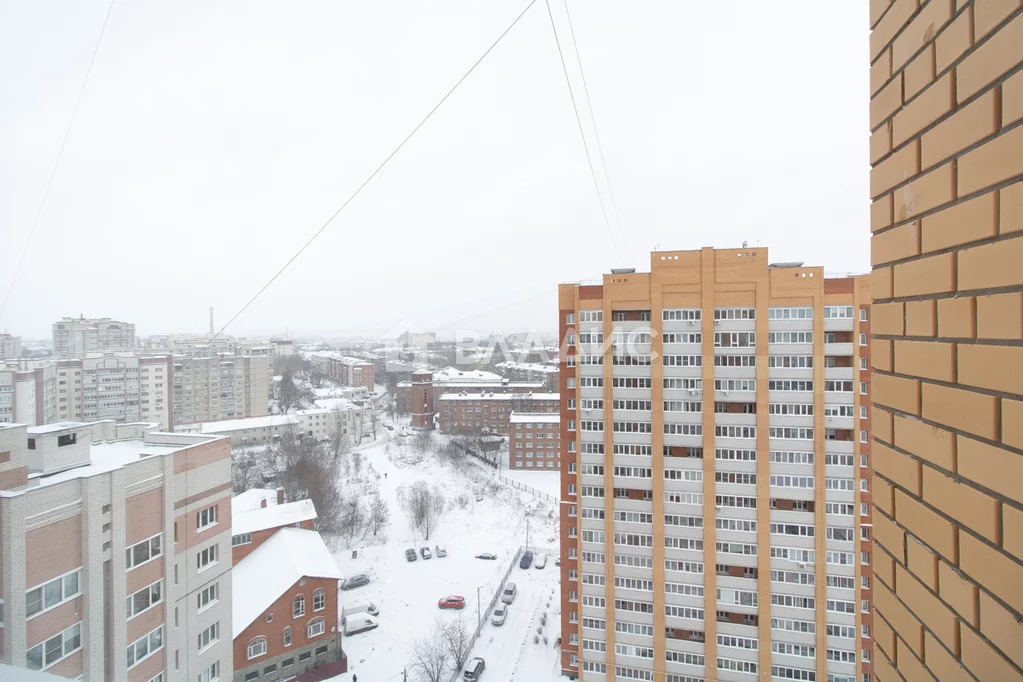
[[283, 626, 292, 647], [197, 544, 218, 571], [247, 637, 268, 660], [232, 533, 252, 546], [127, 626, 164, 669], [825, 306, 854, 319], [313, 588, 325, 611], [197, 622, 219, 652], [26, 622, 81, 671], [197, 583, 219, 611], [126, 534, 162, 569], [293, 595, 306, 618], [308, 617, 325, 637], [127, 580, 163, 619], [196, 505, 218, 530], [26, 569, 81, 618], [566, 313, 575, 324], [197, 661, 219, 682]]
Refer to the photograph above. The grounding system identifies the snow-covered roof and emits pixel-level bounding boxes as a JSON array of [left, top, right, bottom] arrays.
[[233, 498, 318, 535], [232, 528, 343, 637], [438, 381, 543, 390], [198, 408, 334, 434], [439, 392, 560, 402], [510, 413, 560, 424], [27, 421, 91, 434], [432, 367, 503, 383], [233, 488, 280, 513], [495, 361, 559, 374]]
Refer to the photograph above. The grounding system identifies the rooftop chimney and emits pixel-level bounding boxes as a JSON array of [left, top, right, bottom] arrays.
[[277, 487, 285, 505], [260, 498, 268, 509]]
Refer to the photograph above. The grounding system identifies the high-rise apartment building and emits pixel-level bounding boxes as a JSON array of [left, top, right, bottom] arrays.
[[172, 353, 270, 427], [558, 248, 872, 682], [0, 419, 233, 680], [869, 3, 1023, 681], [0, 333, 21, 360], [52, 317, 136, 357], [0, 355, 172, 429]]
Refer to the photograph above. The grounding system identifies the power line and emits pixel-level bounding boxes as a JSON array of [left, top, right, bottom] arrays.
[[180, 0, 539, 365], [542, 0, 621, 262], [0, 0, 116, 322], [560, 0, 625, 239]]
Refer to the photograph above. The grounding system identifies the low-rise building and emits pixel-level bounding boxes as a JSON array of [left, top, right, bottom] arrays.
[[0, 419, 233, 680], [438, 391, 558, 435], [494, 361, 560, 391], [231, 528, 345, 682], [509, 412, 560, 470]]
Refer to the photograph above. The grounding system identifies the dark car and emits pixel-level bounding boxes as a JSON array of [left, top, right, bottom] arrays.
[[475, 552, 497, 560], [438, 595, 466, 609], [341, 574, 370, 591], [421, 546, 432, 559], [463, 657, 486, 680], [519, 550, 533, 569], [405, 548, 417, 562]]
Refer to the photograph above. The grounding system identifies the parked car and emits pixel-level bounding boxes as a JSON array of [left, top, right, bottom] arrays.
[[535, 554, 547, 569], [475, 552, 497, 560], [385, 424, 394, 431], [405, 548, 417, 562], [435, 545, 448, 558], [420, 546, 432, 559], [501, 582, 517, 604], [438, 595, 466, 610], [341, 574, 370, 591], [463, 657, 486, 680], [342, 614, 379, 635], [555, 557, 561, 567], [490, 603, 507, 626], [519, 550, 533, 569], [341, 600, 379, 619]]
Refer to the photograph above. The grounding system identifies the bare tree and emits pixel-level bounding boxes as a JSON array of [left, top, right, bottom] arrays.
[[278, 369, 299, 413], [410, 632, 449, 682], [410, 430, 433, 455], [329, 407, 351, 458], [399, 480, 447, 541], [437, 615, 472, 671], [273, 427, 345, 538], [337, 489, 368, 548], [368, 493, 390, 537]]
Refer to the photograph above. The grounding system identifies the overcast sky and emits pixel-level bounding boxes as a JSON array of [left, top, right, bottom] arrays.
[[1, 1, 869, 342]]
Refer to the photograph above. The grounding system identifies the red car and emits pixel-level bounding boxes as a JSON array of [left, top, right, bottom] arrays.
[[438, 595, 466, 610]]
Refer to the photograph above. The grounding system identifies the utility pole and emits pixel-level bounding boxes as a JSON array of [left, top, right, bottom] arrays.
[[526, 516, 530, 550], [477, 585, 482, 630]]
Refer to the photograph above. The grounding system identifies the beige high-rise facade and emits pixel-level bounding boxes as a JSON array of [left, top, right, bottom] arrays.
[[172, 353, 269, 427], [559, 248, 872, 682], [869, 1, 1023, 681], [52, 317, 136, 357]]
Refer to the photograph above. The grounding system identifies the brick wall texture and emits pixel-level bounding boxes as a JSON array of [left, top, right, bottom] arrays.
[[869, 1, 1023, 681]]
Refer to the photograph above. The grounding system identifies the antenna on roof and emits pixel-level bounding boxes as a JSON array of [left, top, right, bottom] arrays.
[[742, 240, 748, 248]]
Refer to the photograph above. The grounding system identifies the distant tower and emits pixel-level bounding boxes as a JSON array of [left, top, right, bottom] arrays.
[[410, 370, 435, 430], [209, 307, 214, 335]]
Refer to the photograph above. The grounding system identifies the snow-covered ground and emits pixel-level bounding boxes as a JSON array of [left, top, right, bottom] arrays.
[[324, 431, 567, 682], [499, 467, 561, 502]]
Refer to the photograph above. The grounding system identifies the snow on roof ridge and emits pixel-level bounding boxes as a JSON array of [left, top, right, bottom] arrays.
[[232, 498, 318, 535]]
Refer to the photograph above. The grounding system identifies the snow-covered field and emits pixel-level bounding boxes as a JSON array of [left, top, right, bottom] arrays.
[[325, 431, 567, 682]]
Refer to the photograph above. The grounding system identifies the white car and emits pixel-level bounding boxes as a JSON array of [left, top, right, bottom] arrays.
[[491, 602, 508, 626], [501, 582, 517, 604], [534, 554, 547, 569]]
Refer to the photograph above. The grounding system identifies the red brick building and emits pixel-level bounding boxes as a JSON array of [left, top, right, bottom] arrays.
[[509, 412, 560, 470], [325, 356, 374, 392], [410, 370, 435, 430], [231, 528, 344, 682], [230, 488, 317, 563], [438, 392, 558, 435]]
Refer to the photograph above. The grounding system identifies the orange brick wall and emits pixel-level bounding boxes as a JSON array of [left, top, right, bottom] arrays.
[[868, 1, 1023, 680]]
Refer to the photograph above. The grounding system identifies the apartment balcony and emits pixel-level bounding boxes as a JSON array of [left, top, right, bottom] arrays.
[[825, 415, 855, 430], [824, 342, 854, 356], [825, 367, 855, 382], [824, 318, 855, 332]]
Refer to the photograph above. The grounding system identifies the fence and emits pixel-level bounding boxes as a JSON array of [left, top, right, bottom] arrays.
[[497, 474, 558, 505], [446, 547, 522, 682]]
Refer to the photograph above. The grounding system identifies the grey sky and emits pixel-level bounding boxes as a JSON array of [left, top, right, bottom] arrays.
[[1, 1, 869, 341]]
